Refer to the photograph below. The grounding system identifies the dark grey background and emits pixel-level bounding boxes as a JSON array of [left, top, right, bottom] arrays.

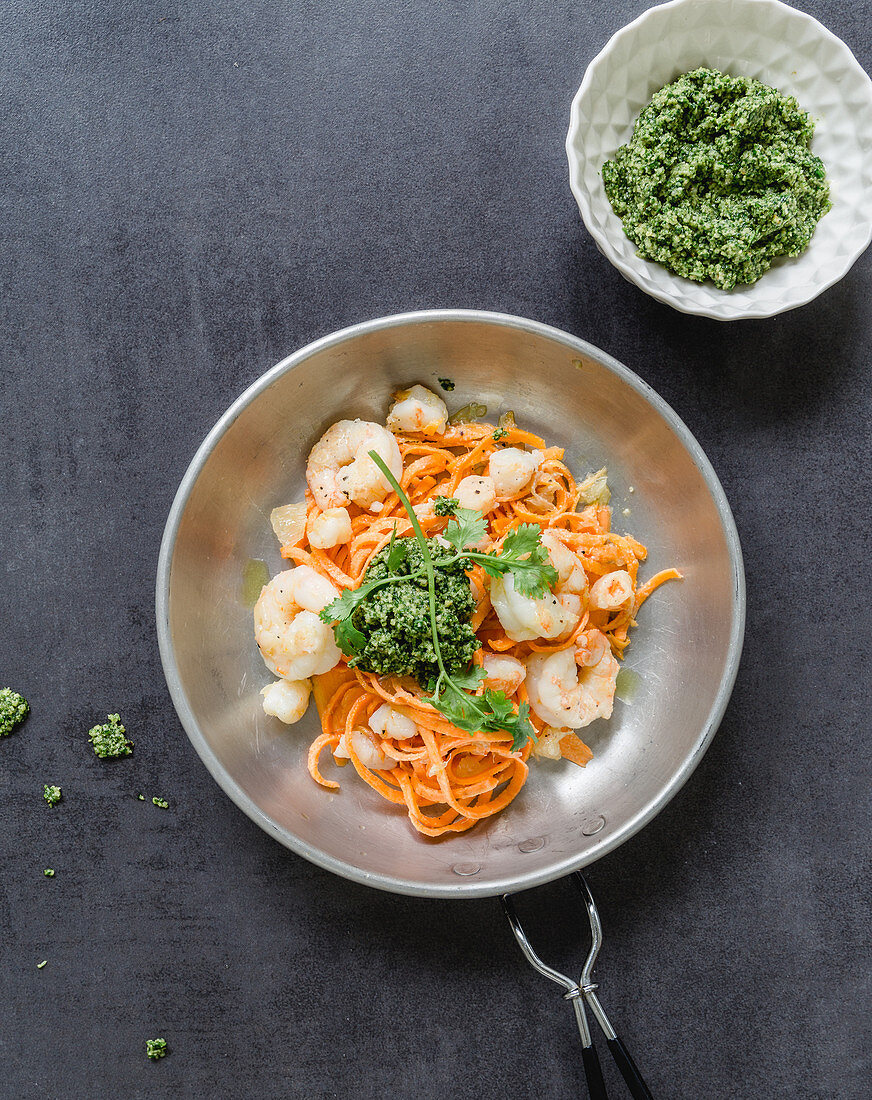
[[1, 1, 869, 1097]]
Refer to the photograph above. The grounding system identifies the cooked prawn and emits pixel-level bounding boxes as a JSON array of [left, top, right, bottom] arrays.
[[530, 726, 565, 760], [386, 384, 448, 435], [480, 652, 526, 695], [525, 630, 618, 728], [261, 678, 312, 724], [308, 506, 353, 550], [489, 531, 587, 642], [254, 566, 342, 680], [589, 569, 634, 612], [334, 730, 394, 770], [455, 474, 497, 513], [368, 703, 418, 741], [306, 420, 402, 511], [489, 447, 543, 496]]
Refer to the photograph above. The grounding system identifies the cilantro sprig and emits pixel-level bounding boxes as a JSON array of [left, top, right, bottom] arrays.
[[438, 508, 557, 598], [320, 452, 555, 751]]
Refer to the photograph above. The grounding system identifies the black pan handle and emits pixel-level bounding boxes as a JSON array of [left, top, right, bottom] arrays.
[[606, 1035, 653, 1100], [582, 1042, 610, 1100]]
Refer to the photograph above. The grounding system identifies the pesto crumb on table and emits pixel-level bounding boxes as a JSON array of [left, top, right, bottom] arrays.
[[601, 67, 831, 290]]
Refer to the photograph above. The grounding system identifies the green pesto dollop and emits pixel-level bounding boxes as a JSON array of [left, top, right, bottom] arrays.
[[601, 67, 831, 290], [348, 537, 479, 685]]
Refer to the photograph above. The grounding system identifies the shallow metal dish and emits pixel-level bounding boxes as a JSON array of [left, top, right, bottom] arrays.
[[156, 310, 744, 898]]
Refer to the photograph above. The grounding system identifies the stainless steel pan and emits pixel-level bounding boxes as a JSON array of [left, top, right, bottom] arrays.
[[156, 310, 744, 901]]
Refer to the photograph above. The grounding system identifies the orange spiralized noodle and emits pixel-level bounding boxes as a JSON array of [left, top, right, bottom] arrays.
[[280, 419, 679, 837]]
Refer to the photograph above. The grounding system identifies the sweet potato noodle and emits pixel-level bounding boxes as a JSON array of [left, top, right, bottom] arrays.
[[280, 422, 678, 837]]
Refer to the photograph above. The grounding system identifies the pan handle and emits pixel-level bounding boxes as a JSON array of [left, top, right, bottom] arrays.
[[581, 1042, 610, 1100], [606, 1035, 654, 1100], [502, 877, 656, 1100]]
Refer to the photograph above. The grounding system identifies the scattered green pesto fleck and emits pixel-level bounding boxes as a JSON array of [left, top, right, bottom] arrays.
[[345, 537, 479, 684], [0, 688, 30, 737], [433, 496, 459, 517], [88, 713, 133, 758], [242, 558, 270, 607], [601, 67, 831, 290], [43, 784, 62, 807], [152, 796, 169, 809], [492, 428, 508, 441], [146, 1038, 168, 1060], [44, 868, 55, 877], [437, 377, 455, 391], [36, 960, 47, 969]]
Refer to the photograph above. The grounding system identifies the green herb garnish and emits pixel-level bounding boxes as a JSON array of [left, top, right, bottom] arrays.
[[321, 452, 555, 751], [440, 509, 557, 598], [437, 377, 455, 391], [385, 526, 407, 572], [36, 960, 47, 969], [492, 428, 508, 441], [43, 784, 62, 807], [152, 796, 169, 809], [44, 869, 55, 877]]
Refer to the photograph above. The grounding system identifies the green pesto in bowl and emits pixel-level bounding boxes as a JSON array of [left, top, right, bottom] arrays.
[[601, 67, 831, 290]]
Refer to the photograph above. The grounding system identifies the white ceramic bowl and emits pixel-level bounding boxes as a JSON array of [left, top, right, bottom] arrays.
[[566, 0, 872, 320]]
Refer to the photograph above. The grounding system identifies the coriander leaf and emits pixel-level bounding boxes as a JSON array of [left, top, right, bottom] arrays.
[[475, 523, 558, 598], [477, 691, 537, 752], [320, 589, 361, 625], [386, 525, 407, 572], [333, 615, 367, 657], [428, 681, 537, 750], [500, 523, 546, 559], [449, 664, 488, 691], [479, 688, 516, 725], [508, 702, 538, 752], [427, 678, 485, 734], [506, 552, 558, 598], [320, 586, 371, 655], [442, 508, 487, 553]]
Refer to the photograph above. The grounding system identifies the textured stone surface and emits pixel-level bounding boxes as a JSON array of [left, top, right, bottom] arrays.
[[1, 1, 869, 1097]]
